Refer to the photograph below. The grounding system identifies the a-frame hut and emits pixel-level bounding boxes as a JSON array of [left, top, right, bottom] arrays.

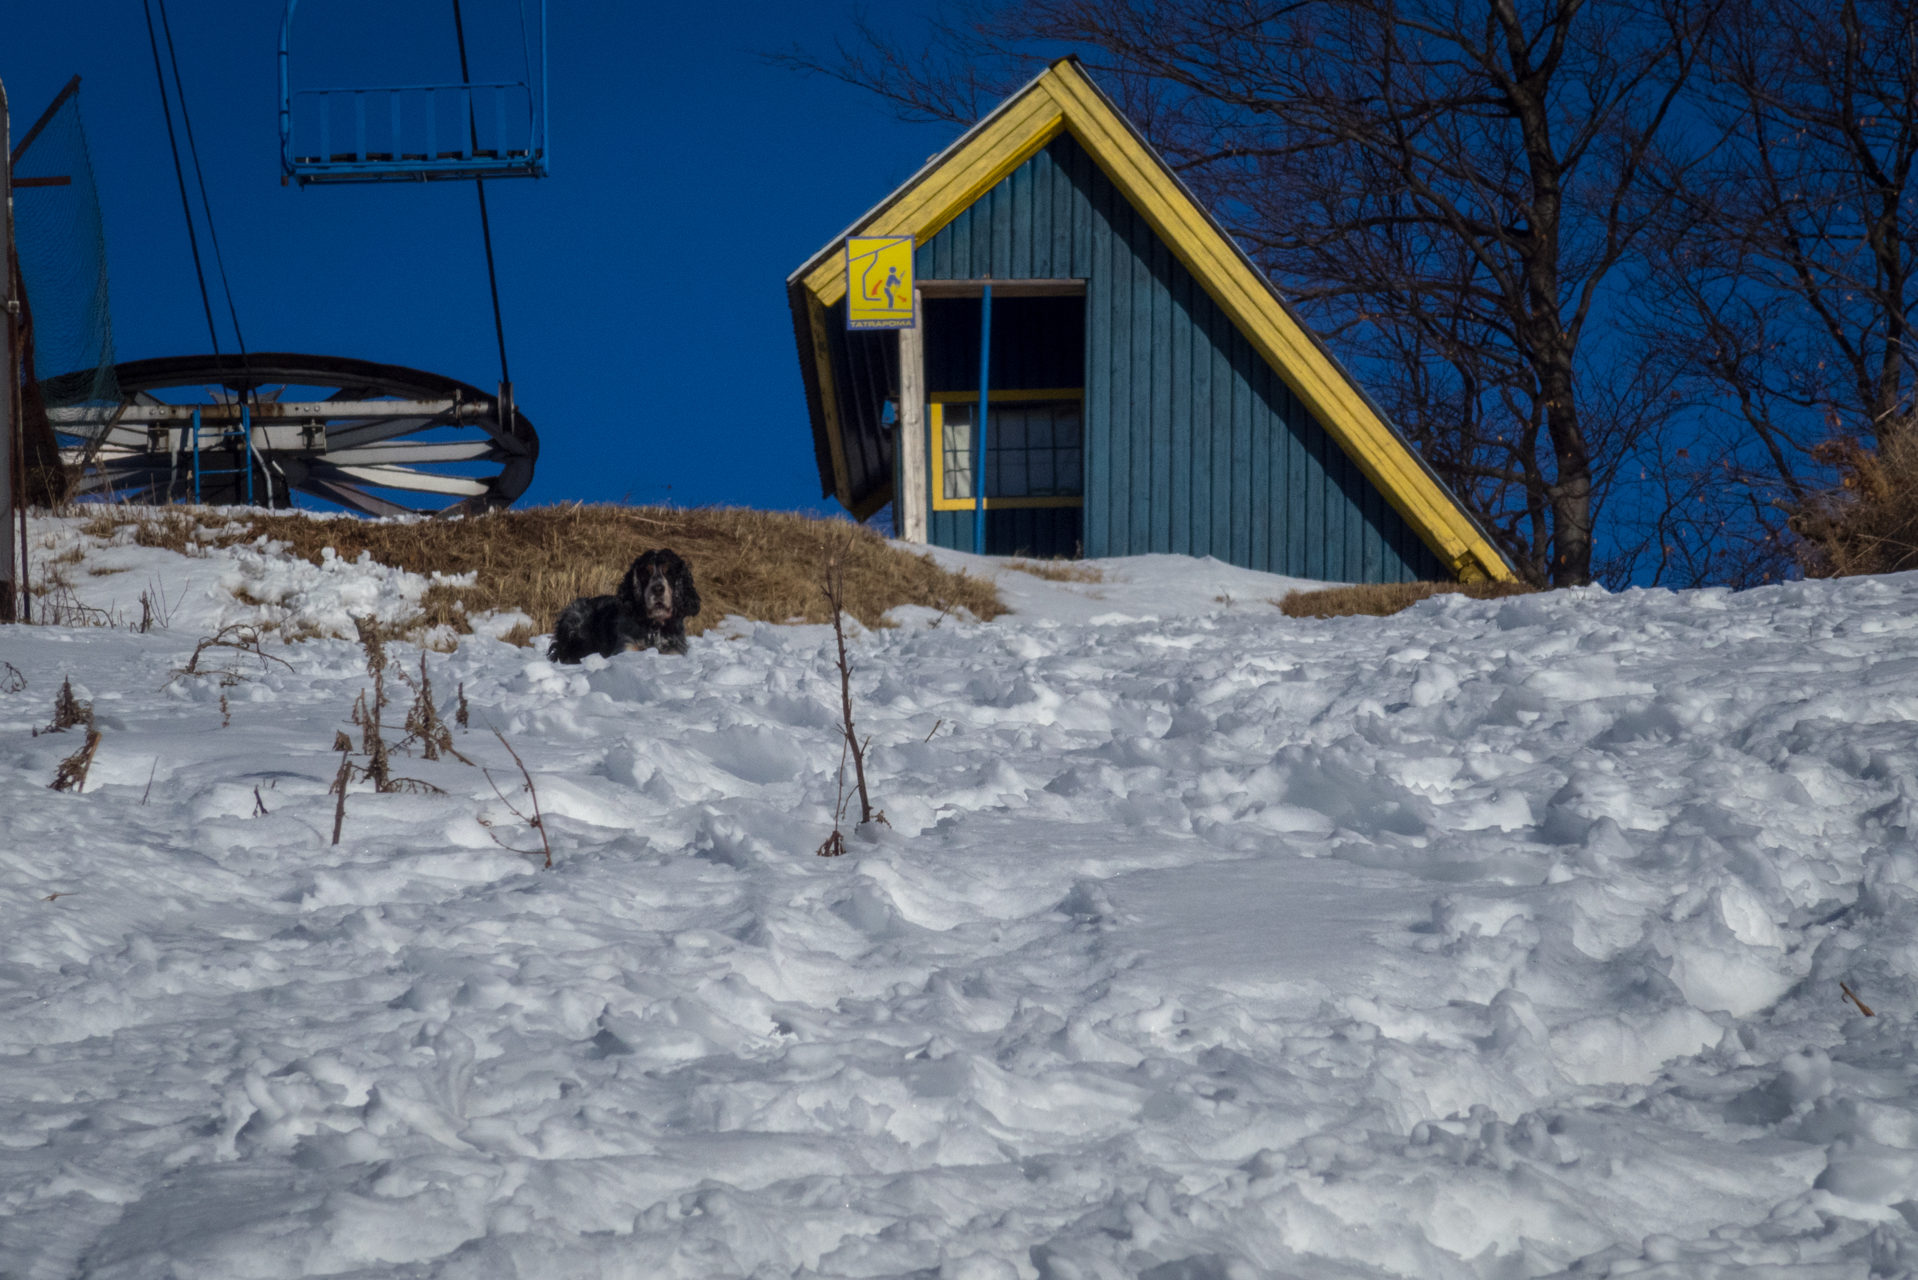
[[786, 58, 1513, 584]]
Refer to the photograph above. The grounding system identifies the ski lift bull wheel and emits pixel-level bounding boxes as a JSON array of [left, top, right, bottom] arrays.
[[63, 352, 538, 517]]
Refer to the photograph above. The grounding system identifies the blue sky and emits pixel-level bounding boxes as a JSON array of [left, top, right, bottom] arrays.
[[6, 0, 955, 515]]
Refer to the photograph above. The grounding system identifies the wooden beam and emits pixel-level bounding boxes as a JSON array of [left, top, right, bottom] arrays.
[[896, 296, 928, 543], [917, 278, 1086, 297]]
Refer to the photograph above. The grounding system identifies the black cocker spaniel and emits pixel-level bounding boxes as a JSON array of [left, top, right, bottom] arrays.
[[548, 548, 701, 663]]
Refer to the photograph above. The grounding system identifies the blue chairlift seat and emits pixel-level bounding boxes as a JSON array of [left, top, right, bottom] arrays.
[[279, 0, 547, 186]]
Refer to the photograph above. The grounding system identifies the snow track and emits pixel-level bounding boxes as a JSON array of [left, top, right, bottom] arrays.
[[5, 549, 1918, 1278]]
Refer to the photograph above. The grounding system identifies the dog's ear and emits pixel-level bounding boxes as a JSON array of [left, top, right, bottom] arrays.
[[616, 555, 648, 609], [670, 554, 701, 617]]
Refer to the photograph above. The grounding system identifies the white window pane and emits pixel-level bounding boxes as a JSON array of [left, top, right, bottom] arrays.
[[943, 409, 973, 500]]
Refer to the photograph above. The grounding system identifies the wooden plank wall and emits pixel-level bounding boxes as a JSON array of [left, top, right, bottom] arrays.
[[911, 134, 1445, 582]]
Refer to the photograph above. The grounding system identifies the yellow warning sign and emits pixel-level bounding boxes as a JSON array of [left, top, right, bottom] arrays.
[[846, 236, 916, 330]]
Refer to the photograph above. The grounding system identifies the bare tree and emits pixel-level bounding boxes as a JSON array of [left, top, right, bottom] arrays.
[[1641, 0, 1918, 576], [783, 0, 1715, 585]]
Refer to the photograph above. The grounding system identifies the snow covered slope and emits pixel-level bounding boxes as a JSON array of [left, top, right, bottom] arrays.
[[4, 537, 1918, 1279]]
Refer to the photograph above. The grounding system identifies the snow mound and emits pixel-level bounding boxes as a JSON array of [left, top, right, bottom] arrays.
[[4, 528, 1918, 1277], [19, 510, 530, 643]]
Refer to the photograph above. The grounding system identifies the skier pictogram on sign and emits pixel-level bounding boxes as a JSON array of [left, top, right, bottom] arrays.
[[846, 237, 916, 330]]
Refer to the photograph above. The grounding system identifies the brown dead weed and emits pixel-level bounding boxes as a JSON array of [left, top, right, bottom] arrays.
[[1791, 429, 1918, 578], [1277, 579, 1536, 619], [80, 505, 1004, 644], [1003, 558, 1104, 584]]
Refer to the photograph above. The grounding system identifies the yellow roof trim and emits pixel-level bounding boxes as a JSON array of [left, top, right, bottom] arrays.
[[1040, 63, 1507, 582], [802, 89, 1068, 308], [792, 58, 1512, 582]]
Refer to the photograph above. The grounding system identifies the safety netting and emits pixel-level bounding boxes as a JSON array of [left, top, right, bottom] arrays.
[[12, 80, 119, 501]]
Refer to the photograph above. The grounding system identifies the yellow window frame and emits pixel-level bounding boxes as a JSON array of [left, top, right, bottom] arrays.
[[929, 389, 1086, 511]]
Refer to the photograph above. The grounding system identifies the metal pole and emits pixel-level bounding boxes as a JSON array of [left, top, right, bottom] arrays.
[[242, 403, 252, 505], [192, 407, 201, 503], [540, 0, 548, 172], [0, 76, 14, 623], [974, 283, 991, 556], [279, 0, 299, 183]]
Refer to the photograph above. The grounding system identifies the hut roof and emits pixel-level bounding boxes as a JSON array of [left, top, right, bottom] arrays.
[[787, 57, 1513, 583]]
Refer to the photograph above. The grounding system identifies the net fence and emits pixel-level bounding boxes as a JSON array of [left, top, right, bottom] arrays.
[[12, 80, 119, 501]]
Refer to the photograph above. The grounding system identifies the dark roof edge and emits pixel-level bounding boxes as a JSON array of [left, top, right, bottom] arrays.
[[787, 283, 838, 499]]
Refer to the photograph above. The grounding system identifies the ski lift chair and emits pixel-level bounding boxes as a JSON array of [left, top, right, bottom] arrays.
[[279, 0, 548, 186]]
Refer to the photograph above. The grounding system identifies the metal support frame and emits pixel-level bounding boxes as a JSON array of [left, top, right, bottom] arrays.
[[191, 403, 255, 506], [66, 352, 538, 516]]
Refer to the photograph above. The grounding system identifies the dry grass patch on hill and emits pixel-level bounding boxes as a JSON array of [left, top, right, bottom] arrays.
[[80, 505, 1004, 642], [1792, 430, 1918, 578], [1003, 558, 1104, 584], [1277, 579, 1537, 619]]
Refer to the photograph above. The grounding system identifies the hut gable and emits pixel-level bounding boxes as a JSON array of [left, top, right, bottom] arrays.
[[787, 58, 1512, 584]]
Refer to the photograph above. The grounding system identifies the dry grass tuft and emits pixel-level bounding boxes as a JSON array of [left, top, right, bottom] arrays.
[[1277, 579, 1537, 619], [49, 729, 103, 793], [47, 676, 93, 732], [78, 505, 1005, 644], [1792, 429, 1918, 577], [1004, 558, 1104, 584]]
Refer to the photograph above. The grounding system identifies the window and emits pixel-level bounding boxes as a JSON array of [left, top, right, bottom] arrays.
[[931, 392, 1084, 510]]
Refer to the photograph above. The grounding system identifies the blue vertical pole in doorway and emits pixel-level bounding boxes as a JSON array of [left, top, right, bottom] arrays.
[[974, 284, 992, 555]]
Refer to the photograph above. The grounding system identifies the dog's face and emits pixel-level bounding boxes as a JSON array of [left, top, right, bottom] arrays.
[[622, 549, 691, 623]]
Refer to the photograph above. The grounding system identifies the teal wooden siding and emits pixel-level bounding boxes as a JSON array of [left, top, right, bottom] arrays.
[[912, 134, 1444, 582], [927, 504, 1081, 558]]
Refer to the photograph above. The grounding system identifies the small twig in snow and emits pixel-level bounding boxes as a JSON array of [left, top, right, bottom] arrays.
[[481, 726, 552, 868], [174, 623, 291, 683], [329, 744, 355, 846], [817, 734, 850, 858], [821, 551, 875, 826]]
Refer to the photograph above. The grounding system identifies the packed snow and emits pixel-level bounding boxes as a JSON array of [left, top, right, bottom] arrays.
[[5, 515, 1918, 1279]]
